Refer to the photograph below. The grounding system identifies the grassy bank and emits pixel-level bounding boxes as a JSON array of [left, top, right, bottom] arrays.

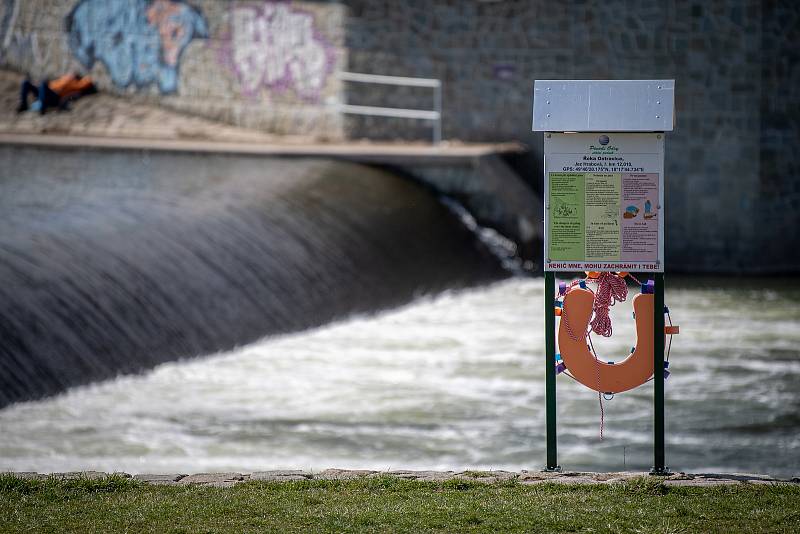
[[1, 474, 798, 533]]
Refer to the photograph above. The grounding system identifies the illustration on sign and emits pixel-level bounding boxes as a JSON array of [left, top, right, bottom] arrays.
[[545, 133, 664, 272]]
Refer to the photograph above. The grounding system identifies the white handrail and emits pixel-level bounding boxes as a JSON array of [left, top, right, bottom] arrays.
[[339, 71, 441, 88], [339, 71, 443, 144], [338, 104, 440, 121]]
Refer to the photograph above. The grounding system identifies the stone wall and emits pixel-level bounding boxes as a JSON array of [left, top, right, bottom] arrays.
[[757, 1, 800, 273], [0, 0, 346, 138], [342, 0, 799, 273], [1, 0, 798, 272]]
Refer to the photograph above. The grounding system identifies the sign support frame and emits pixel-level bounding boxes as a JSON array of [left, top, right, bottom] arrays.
[[544, 271, 669, 475], [544, 271, 560, 471], [651, 272, 668, 475]]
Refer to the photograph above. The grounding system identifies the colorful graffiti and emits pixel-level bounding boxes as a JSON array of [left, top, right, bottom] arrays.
[[65, 0, 207, 93], [228, 2, 334, 99]]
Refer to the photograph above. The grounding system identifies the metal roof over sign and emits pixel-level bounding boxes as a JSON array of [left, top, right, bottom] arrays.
[[532, 80, 675, 132]]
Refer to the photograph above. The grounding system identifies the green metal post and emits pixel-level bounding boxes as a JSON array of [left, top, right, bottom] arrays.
[[651, 272, 669, 475], [544, 271, 560, 471]]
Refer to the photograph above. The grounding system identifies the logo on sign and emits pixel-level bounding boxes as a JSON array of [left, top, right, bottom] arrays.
[[590, 134, 618, 154]]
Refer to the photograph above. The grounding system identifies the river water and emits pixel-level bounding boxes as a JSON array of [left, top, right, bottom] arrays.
[[1, 276, 798, 477]]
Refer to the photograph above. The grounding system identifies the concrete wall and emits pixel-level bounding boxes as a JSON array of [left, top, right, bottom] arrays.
[[343, 1, 799, 273], [0, 0, 346, 138], [1, 0, 798, 272]]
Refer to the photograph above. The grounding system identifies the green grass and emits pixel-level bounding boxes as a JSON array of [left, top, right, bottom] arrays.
[[1, 474, 798, 533]]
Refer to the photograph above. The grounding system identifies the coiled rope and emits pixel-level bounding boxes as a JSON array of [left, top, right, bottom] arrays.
[[589, 272, 628, 337]]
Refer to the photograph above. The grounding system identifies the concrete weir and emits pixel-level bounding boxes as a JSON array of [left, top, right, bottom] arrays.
[[0, 134, 539, 406], [0, 133, 543, 263]]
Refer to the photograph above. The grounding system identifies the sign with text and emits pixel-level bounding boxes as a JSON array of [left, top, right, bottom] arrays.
[[544, 133, 665, 272]]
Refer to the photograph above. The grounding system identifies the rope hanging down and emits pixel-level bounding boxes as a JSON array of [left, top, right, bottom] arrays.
[[589, 272, 627, 439]]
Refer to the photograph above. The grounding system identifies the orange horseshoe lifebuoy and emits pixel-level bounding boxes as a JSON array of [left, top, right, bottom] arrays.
[[558, 288, 655, 394]]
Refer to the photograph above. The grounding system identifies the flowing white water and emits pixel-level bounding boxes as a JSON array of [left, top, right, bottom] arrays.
[[1, 277, 799, 476]]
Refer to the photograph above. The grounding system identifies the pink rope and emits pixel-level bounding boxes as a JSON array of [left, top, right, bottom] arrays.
[[598, 392, 604, 440], [587, 332, 604, 440], [589, 273, 628, 337], [557, 272, 636, 440]]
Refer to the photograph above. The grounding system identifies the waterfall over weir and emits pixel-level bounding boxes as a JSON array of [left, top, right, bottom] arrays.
[[0, 147, 506, 407]]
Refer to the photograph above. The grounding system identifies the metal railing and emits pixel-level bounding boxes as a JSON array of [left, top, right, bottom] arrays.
[[338, 71, 442, 144]]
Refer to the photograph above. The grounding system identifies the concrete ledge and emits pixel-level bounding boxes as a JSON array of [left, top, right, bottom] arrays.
[[0, 133, 524, 165], [4, 470, 798, 488]]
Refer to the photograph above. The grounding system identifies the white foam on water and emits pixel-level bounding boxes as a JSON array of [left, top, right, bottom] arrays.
[[1, 277, 798, 476]]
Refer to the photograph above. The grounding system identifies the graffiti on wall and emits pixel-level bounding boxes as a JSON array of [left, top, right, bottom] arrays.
[[0, 0, 57, 72], [0, 0, 17, 54], [66, 0, 207, 93], [227, 2, 335, 100], [4, 32, 53, 72]]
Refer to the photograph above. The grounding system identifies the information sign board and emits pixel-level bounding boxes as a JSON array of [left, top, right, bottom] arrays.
[[544, 132, 664, 272]]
